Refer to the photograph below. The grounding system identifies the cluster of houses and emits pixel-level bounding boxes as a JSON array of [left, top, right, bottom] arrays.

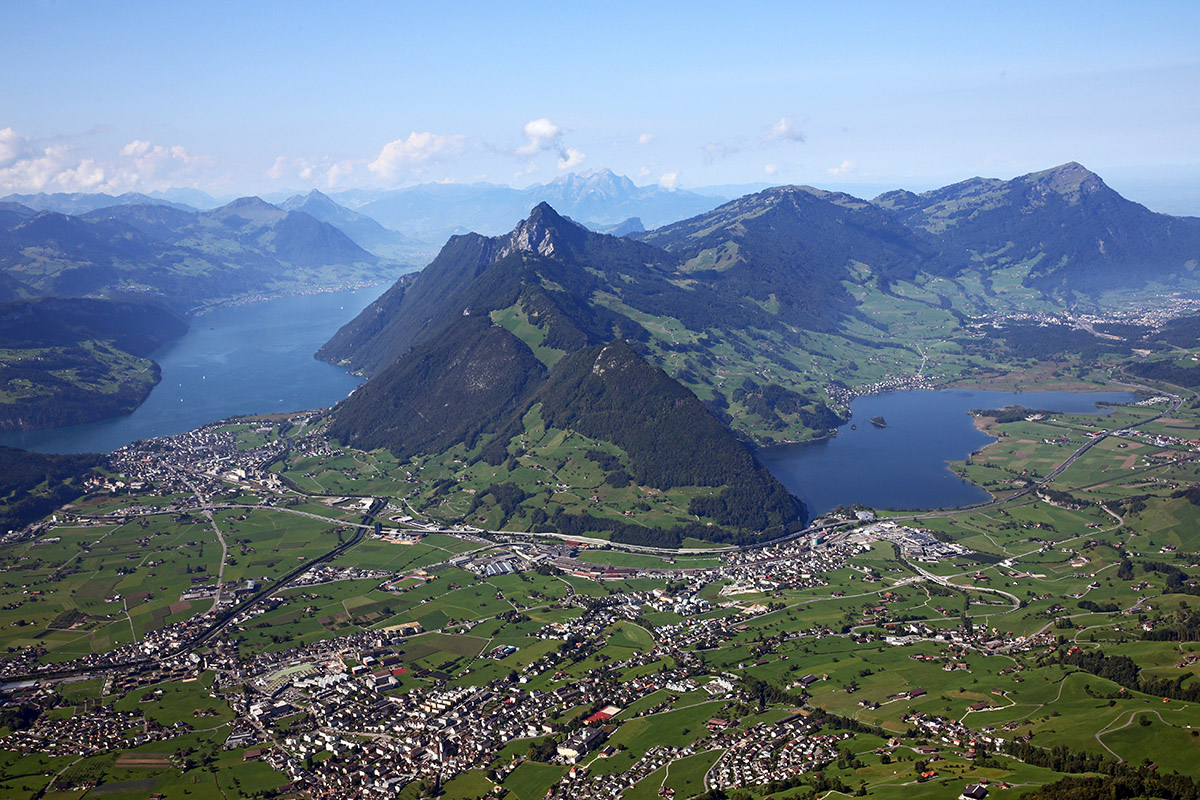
[[106, 420, 291, 499], [826, 372, 936, 407], [902, 710, 1007, 755], [544, 743, 694, 799], [0, 708, 185, 756], [707, 715, 848, 792]]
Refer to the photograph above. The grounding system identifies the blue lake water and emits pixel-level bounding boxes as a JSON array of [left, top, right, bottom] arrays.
[[0, 287, 378, 454], [758, 388, 1138, 515]]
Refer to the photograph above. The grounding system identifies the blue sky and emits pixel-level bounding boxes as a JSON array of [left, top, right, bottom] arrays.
[[2, 1, 1198, 207]]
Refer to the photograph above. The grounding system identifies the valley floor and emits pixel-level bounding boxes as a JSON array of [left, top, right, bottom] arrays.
[[1, 362, 1200, 799]]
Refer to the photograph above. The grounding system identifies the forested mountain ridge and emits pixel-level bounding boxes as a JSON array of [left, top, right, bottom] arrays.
[[0, 297, 187, 430], [322, 204, 808, 544], [0, 445, 103, 531], [327, 315, 548, 460]]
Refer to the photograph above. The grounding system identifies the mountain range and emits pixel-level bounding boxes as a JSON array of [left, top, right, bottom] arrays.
[[317, 162, 1200, 545], [328, 169, 726, 244], [875, 161, 1200, 291], [0, 196, 397, 312], [280, 189, 418, 260], [0, 169, 720, 259], [0, 191, 197, 215]]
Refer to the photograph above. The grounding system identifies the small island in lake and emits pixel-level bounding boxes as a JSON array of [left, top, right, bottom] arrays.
[[870, 416, 887, 428]]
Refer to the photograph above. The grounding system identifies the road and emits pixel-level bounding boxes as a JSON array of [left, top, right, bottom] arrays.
[[172, 468, 230, 606]]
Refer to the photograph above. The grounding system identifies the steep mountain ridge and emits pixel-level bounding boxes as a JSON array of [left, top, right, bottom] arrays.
[[319, 203, 682, 376], [320, 203, 809, 543]]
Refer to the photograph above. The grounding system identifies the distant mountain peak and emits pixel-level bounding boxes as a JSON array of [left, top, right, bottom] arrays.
[[550, 167, 627, 185], [1024, 161, 1108, 201], [501, 203, 580, 258], [208, 196, 287, 227], [224, 196, 279, 211], [577, 167, 618, 179], [289, 189, 340, 210]]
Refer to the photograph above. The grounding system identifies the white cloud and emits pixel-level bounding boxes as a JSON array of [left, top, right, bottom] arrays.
[[0, 127, 31, 168], [0, 129, 93, 192], [764, 164, 778, 176], [658, 171, 680, 191], [558, 148, 585, 170], [513, 118, 585, 171], [326, 161, 354, 186], [268, 155, 358, 188], [635, 166, 651, 180], [765, 116, 805, 143], [1, 129, 214, 193], [827, 160, 857, 177], [120, 140, 153, 158], [118, 140, 207, 185], [368, 132, 466, 179], [638, 133, 654, 145], [267, 156, 290, 181], [515, 118, 564, 157]]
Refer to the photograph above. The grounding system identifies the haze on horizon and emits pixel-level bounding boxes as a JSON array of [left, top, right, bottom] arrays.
[[2, 1, 1198, 212]]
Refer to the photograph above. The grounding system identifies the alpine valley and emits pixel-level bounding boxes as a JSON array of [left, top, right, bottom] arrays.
[[9, 164, 1200, 800]]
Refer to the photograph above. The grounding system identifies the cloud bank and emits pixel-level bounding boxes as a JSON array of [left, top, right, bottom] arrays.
[[0, 128, 211, 193]]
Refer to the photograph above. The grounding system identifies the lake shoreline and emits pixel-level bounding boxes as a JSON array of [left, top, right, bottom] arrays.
[[759, 388, 1138, 515], [0, 287, 378, 455]]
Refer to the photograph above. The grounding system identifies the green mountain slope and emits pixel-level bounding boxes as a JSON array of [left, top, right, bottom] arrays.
[[636, 185, 936, 331], [535, 340, 802, 535], [875, 162, 1200, 291]]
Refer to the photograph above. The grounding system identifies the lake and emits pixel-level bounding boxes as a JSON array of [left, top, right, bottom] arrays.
[[0, 287, 378, 455], [758, 388, 1139, 515]]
